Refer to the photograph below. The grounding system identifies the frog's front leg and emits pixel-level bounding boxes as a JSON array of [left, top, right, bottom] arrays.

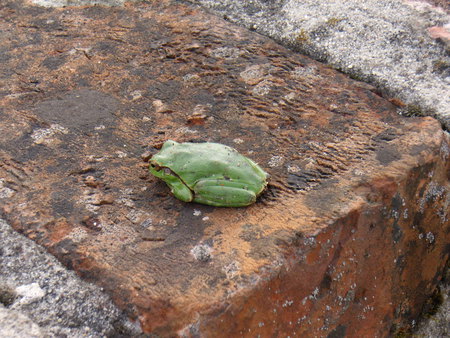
[[192, 179, 257, 207], [163, 176, 194, 202]]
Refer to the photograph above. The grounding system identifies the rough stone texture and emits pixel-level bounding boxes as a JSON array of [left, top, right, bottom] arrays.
[[189, 0, 450, 130], [30, 0, 137, 7], [0, 305, 46, 338], [0, 0, 449, 336], [414, 283, 450, 337], [0, 219, 142, 336], [425, 0, 450, 13]]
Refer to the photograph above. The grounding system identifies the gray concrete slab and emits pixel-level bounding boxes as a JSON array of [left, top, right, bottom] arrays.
[[190, 0, 450, 129], [0, 219, 142, 337]]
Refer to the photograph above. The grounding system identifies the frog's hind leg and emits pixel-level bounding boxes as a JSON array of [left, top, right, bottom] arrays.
[[192, 180, 257, 207]]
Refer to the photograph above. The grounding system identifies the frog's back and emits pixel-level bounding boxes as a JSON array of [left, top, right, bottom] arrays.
[[160, 142, 267, 190]]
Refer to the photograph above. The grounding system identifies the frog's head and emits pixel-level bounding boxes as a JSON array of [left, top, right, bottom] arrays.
[[148, 140, 193, 202], [148, 140, 178, 178], [149, 156, 179, 181], [148, 160, 170, 179]]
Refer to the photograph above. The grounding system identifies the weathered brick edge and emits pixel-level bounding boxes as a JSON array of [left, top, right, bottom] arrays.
[[174, 129, 450, 337]]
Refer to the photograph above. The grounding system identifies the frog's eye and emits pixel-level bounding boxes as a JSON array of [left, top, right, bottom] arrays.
[[163, 168, 172, 175]]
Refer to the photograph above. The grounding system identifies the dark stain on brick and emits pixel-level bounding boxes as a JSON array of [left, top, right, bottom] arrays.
[[0, 48, 11, 63], [376, 144, 401, 165], [410, 143, 429, 156], [51, 190, 76, 218], [395, 254, 406, 272], [372, 128, 399, 143], [49, 239, 82, 270], [33, 89, 118, 130], [320, 272, 332, 290], [239, 224, 264, 242], [393, 221, 403, 243], [327, 324, 347, 338], [391, 193, 403, 212], [304, 179, 341, 213], [0, 285, 16, 308], [42, 55, 67, 70]]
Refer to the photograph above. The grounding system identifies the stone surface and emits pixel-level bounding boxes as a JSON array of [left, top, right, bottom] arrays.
[[0, 305, 45, 338], [424, 0, 450, 13], [0, 219, 142, 336], [0, 0, 449, 336], [414, 283, 450, 337], [190, 0, 450, 130], [30, 0, 137, 7]]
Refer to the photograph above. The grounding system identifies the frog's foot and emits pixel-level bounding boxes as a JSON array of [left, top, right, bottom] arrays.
[[192, 180, 257, 207]]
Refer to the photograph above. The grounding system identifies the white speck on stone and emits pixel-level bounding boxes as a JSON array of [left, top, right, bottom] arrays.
[[31, 124, 68, 145], [418, 182, 446, 213], [141, 218, 153, 228], [287, 165, 300, 173], [142, 116, 151, 122], [303, 237, 316, 246], [252, 80, 272, 96], [130, 90, 143, 100], [282, 299, 294, 307], [152, 99, 166, 112], [202, 216, 210, 221], [426, 232, 435, 243], [258, 321, 265, 327], [233, 138, 244, 144], [223, 261, 240, 279], [353, 169, 364, 176], [0, 179, 15, 199], [183, 73, 200, 81], [94, 125, 106, 130], [268, 155, 284, 167], [115, 151, 127, 158], [175, 127, 198, 135], [240, 64, 266, 84], [292, 65, 320, 79], [440, 141, 449, 160], [15, 283, 45, 305], [67, 227, 89, 243], [403, 209, 408, 219], [126, 210, 150, 224], [117, 188, 135, 207], [191, 243, 213, 262], [210, 46, 244, 59], [193, 209, 201, 216], [284, 92, 296, 101], [309, 287, 319, 299]]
